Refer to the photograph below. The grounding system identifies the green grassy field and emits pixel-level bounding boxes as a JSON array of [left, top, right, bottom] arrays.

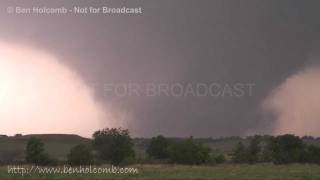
[[1, 164, 320, 180]]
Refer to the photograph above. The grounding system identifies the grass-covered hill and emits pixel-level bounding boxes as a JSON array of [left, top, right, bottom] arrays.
[[0, 134, 90, 163]]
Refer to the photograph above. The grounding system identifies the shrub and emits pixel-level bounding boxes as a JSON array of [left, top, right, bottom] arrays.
[[147, 135, 170, 159], [92, 128, 135, 165], [268, 134, 305, 164], [232, 142, 249, 163], [305, 145, 320, 164], [168, 137, 211, 165], [25, 138, 51, 165], [213, 154, 226, 164], [67, 144, 93, 165], [247, 135, 261, 163]]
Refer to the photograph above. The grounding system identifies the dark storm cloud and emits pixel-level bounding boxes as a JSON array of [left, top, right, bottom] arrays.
[[1, 0, 320, 137]]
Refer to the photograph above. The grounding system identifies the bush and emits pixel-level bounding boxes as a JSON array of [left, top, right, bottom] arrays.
[[305, 145, 320, 164], [92, 128, 135, 165], [213, 154, 226, 164], [168, 137, 211, 165], [232, 142, 249, 163], [25, 138, 51, 165], [147, 135, 170, 159], [119, 156, 138, 166], [67, 144, 93, 165], [268, 134, 305, 164], [247, 135, 261, 163], [232, 134, 320, 165]]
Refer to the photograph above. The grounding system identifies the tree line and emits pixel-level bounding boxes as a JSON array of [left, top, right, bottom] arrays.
[[232, 134, 320, 164], [24, 128, 320, 166]]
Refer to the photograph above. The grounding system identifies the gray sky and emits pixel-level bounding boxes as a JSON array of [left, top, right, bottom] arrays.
[[1, 0, 320, 137]]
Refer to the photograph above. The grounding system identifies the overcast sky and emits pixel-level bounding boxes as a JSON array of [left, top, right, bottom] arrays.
[[1, 0, 320, 137]]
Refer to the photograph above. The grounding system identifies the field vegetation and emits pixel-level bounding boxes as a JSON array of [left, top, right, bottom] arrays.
[[1, 129, 320, 179]]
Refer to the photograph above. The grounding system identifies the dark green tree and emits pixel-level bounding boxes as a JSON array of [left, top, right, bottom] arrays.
[[25, 138, 51, 165], [168, 137, 211, 165], [305, 145, 320, 164], [247, 135, 261, 163], [92, 128, 135, 165], [147, 135, 170, 159], [212, 153, 226, 164], [67, 144, 93, 165], [261, 136, 274, 162], [232, 142, 249, 163], [269, 134, 305, 164]]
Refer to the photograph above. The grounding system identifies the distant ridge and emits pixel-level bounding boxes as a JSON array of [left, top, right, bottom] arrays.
[[8, 134, 91, 142]]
